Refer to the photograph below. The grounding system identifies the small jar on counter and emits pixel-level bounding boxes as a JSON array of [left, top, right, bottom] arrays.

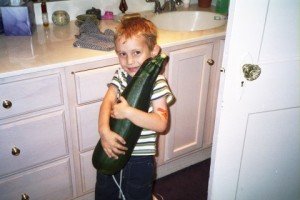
[[41, 0, 49, 27]]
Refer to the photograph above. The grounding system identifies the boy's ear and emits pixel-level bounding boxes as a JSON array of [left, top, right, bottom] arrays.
[[151, 45, 161, 57]]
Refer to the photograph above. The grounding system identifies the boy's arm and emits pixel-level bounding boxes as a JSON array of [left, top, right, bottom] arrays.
[[111, 96, 169, 133], [98, 85, 128, 159]]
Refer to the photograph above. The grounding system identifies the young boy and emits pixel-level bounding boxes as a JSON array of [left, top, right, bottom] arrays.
[[95, 17, 174, 200]]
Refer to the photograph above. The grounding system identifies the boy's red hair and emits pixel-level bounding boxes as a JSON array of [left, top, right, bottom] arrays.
[[115, 17, 158, 50]]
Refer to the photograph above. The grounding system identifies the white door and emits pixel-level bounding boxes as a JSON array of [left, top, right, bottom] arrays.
[[208, 0, 300, 199]]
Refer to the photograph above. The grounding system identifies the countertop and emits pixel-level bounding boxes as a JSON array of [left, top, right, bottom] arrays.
[[0, 7, 226, 78]]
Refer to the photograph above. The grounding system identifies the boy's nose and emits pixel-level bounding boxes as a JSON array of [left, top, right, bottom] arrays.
[[126, 55, 134, 65]]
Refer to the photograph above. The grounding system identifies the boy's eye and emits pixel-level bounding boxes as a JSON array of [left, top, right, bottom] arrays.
[[133, 51, 141, 56], [118, 52, 127, 57]]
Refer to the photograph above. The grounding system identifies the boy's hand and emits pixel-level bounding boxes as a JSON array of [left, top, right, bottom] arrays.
[[100, 129, 127, 159], [111, 96, 130, 119]]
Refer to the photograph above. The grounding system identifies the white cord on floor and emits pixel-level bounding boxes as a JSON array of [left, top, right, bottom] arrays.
[[154, 193, 164, 200], [112, 170, 126, 200]]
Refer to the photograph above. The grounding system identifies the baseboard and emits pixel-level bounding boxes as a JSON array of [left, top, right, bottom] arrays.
[[73, 192, 94, 200], [155, 147, 212, 179]]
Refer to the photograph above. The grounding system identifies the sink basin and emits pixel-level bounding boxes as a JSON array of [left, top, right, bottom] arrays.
[[149, 11, 226, 32]]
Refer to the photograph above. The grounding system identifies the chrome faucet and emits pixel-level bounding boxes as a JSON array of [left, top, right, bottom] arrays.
[[162, 0, 183, 11], [145, 0, 162, 13], [146, 0, 183, 13]]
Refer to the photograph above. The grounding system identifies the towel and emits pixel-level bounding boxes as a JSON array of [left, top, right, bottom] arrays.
[[73, 18, 115, 51]]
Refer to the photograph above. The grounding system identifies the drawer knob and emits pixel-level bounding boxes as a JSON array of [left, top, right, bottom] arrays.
[[207, 59, 215, 66], [12, 147, 21, 156], [2, 100, 12, 109], [21, 193, 30, 200]]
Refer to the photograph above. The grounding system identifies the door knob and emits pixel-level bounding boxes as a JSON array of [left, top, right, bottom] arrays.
[[12, 147, 21, 156], [21, 193, 30, 200], [207, 59, 215, 66], [2, 100, 12, 109], [242, 64, 261, 81]]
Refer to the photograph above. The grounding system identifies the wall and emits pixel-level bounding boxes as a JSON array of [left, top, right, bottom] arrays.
[[33, 0, 216, 25]]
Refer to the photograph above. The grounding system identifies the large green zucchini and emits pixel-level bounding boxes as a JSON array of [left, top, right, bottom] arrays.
[[92, 53, 169, 175]]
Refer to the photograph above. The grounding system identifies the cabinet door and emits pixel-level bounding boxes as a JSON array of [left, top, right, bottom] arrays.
[[76, 102, 101, 152], [74, 65, 119, 104], [0, 159, 73, 200], [165, 44, 213, 161], [80, 150, 96, 193], [0, 111, 69, 176], [203, 39, 225, 147], [0, 74, 63, 119]]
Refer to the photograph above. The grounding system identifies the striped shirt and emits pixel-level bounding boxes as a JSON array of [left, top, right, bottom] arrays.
[[110, 67, 175, 156]]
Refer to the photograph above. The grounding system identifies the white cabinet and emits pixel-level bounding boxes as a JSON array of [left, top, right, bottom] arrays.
[[155, 39, 224, 177], [202, 39, 225, 148], [73, 65, 119, 193], [0, 74, 63, 119], [74, 66, 119, 105], [76, 102, 101, 151], [65, 60, 119, 196], [0, 159, 73, 200], [72, 65, 119, 153], [0, 111, 69, 176], [0, 70, 74, 200], [165, 44, 213, 160]]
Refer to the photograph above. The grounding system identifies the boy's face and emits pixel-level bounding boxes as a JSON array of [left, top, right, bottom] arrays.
[[115, 35, 157, 77]]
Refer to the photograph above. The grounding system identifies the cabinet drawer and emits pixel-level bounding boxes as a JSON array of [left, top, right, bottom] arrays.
[[74, 65, 119, 104], [0, 111, 69, 177], [0, 159, 73, 200], [76, 102, 101, 151], [0, 74, 63, 119], [80, 150, 96, 192]]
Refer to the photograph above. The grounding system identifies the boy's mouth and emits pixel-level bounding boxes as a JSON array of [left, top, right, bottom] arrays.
[[127, 67, 139, 73]]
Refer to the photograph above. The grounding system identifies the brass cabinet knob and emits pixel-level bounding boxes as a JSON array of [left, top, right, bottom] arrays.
[[207, 59, 215, 66], [12, 147, 21, 156], [21, 193, 30, 200], [2, 100, 12, 109]]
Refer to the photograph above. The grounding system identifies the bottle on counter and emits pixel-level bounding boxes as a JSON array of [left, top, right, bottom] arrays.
[[119, 0, 128, 14], [215, 0, 229, 14], [41, 0, 49, 27]]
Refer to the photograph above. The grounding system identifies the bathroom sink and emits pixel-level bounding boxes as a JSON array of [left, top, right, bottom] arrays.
[[149, 11, 226, 31]]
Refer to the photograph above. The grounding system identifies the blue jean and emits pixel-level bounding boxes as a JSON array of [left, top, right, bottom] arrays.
[[95, 156, 154, 200]]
